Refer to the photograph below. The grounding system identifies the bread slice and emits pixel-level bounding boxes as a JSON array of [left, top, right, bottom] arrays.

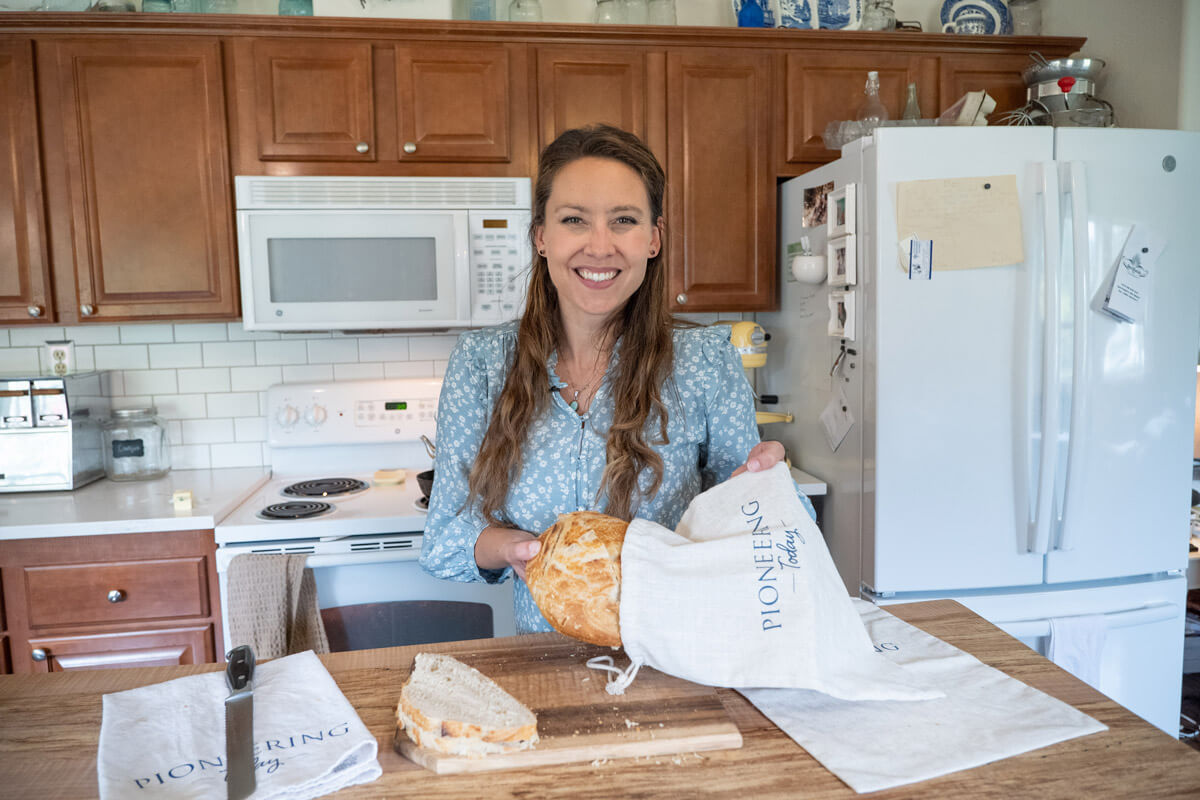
[[525, 511, 627, 647], [396, 653, 538, 757]]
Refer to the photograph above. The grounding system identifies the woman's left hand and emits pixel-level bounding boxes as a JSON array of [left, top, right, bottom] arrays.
[[731, 440, 786, 477]]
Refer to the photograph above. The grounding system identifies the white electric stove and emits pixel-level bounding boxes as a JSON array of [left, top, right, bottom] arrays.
[[214, 378, 516, 652]]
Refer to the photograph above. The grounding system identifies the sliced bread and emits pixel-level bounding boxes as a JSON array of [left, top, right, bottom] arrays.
[[396, 653, 538, 757]]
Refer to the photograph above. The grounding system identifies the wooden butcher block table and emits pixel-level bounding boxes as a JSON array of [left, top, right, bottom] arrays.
[[1, 600, 1198, 798]]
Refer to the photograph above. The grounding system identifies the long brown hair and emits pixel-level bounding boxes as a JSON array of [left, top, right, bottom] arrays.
[[468, 125, 677, 524]]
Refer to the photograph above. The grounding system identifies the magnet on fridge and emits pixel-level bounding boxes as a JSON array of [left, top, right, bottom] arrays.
[[828, 290, 856, 340], [827, 183, 856, 238], [827, 235, 856, 286]]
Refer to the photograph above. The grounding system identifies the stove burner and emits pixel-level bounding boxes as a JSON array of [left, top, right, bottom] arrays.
[[282, 478, 368, 498], [258, 501, 333, 520]]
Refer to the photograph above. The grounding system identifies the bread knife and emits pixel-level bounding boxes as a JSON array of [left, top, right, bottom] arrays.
[[225, 645, 256, 800]]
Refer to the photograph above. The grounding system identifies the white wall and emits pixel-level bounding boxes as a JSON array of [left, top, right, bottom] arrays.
[[1180, 0, 1200, 131]]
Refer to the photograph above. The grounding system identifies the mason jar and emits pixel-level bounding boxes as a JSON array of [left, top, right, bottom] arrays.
[[102, 407, 170, 482]]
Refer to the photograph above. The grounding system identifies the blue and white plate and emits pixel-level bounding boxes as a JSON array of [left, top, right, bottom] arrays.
[[940, 0, 1011, 34], [770, 0, 863, 29]]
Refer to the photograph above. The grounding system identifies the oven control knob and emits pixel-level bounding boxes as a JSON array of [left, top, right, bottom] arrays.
[[276, 404, 300, 429], [305, 404, 328, 426]]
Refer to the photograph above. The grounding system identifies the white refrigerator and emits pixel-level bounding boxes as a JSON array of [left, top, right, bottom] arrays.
[[756, 127, 1200, 736]]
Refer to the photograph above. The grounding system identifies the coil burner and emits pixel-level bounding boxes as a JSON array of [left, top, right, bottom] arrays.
[[258, 501, 334, 521], [282, 478, 369, 498]]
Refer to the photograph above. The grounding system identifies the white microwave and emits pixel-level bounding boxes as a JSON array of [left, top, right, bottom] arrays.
[[234, 175, 532, 331]]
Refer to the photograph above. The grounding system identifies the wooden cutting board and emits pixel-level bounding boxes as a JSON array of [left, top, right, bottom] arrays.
[[392, 637, 742, 774]]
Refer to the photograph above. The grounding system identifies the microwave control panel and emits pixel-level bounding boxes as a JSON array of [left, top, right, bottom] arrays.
[[469, 211, 531, 325]]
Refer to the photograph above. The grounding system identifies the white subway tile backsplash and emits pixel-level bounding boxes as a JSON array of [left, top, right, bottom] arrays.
[[154, 393, 208, 419], [0, 348, 40, 373], [282, 364, 334, 383], [254, 339, 308, 366], [0, 329, 8, 346], [178, 367, 231, 394], [113, 394, 153, 410], [234, 416, 267, 442], [358, 336, 411, 362], [174, 322, 228, 342], [120, 324, 175, 344], [202, 341, 257, 367], [307, 338, 358, 363], [227, 322, 280, 341], [433, 360, 448, 377], [123, 369, 179, 396], [64, 325, 121, 345], [166, 419, 183, 445], [182, 418, 235, 444], [409, 334, 459, 360], [211, 442, 264, 468], [10, 327, 63, 346], [171, 444, 212, 470], [207, 392, 259, 418], [149, 343, 203, 369], [95, 345, 150, 370], [384, 360, 434, 378], [334, 362, 384, 381], [74, 346, 96, 371], [230, 366, 283, 392]]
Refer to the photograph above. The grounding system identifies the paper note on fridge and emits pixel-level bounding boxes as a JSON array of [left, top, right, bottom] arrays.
[[1100, 225, 1163, 324], [895, 175, 1024, 271]]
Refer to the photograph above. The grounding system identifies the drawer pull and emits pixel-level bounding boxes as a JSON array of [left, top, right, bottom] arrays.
[[31, 648, 47, 661], [107, 589, 127, 603]]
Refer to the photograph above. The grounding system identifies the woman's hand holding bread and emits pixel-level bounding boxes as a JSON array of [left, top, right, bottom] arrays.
[[474, 526, 541, 581]]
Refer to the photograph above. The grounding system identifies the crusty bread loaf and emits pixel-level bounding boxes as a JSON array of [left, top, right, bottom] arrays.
[[396, 653, 538, 757], [525, 511, 627, 647]]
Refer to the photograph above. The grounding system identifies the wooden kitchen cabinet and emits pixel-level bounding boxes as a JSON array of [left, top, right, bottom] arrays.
[[0, 39, 53, 326], [939, 52, 1033, 125], [0, 529, 223, 674], [34, 36, 239, 324], [666, 48, 775, 312]]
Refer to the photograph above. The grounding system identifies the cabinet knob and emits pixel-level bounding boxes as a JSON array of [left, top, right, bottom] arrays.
[[107, 589, 126, 603], [31, 648, 47, 662], [355, 141, 370, 154], [403, 142, 417, 154], [676, 293, 688, 305], [27, 305, 43, 318], [80, 304, 96, 316]]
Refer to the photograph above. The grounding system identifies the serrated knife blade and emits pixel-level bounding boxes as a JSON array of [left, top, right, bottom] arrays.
[[225, 645, 256, 800]]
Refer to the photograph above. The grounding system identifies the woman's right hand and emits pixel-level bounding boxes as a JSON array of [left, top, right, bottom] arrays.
[[475, 526, 541, 581]]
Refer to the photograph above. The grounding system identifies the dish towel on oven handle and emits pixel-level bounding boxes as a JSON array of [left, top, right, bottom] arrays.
[[592, 462, 942, 701], [98, 650, 381, 800], [226, 553, 331, 660]]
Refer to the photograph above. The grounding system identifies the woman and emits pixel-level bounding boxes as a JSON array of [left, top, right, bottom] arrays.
[[420, 124, 810, 634]]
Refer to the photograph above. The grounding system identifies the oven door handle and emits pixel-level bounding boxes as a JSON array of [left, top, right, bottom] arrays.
[[304, 550, 421, 568]]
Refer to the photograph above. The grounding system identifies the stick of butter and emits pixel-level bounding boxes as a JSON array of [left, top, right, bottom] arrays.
[[172, 490, 194, 511]]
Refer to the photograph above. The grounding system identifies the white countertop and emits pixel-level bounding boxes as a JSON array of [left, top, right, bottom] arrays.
[[0, 467, 272, 540]]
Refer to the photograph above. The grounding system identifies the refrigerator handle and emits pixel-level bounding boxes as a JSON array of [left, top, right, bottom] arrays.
[[998, 602, 1180, 639], [1028, 162, 1061, 556], [1054, 160, 1091, 553]]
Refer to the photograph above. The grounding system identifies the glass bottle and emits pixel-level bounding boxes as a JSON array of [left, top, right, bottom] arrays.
[[101, 408, 170, 482], [646, 0, 675, 24], [1008, 0, 1042, 35], [508, 0, 541, 21], [901, 82, 921, 121], [594, 0, 624, 23], [855, 70, 889, 135]]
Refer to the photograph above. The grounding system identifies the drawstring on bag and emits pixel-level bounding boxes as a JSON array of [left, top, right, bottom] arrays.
[[585, 655, 643, 695]]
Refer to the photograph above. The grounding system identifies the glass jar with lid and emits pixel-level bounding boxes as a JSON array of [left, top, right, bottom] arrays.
[[102, 407, 170, 482]]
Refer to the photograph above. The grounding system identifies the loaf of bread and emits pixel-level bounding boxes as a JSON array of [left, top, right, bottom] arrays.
[[396, 653, 539, 757], [525, 511, 628, 647]]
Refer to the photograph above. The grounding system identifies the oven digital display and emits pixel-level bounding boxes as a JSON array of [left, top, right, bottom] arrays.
[[385, 401, 408, 410], [481, 219, 508, 229]]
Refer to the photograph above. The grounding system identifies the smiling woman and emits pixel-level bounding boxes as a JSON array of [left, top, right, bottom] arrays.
[[417, 124, 801, 637]]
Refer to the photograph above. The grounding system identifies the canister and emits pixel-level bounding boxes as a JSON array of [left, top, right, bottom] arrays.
[[101, 407, 170, 481]]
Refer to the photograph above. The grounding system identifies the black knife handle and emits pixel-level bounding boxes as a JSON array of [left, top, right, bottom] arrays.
[[226, 645, 256, 692]]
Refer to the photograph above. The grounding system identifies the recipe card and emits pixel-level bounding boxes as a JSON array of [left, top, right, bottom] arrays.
[[895, 175, 1024, 271]]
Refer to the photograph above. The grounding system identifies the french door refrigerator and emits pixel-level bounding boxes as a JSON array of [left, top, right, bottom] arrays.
[[756, 127, 1200, 736]]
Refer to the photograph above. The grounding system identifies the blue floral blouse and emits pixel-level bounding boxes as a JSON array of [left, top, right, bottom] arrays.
[[419, 321, 816, 634]]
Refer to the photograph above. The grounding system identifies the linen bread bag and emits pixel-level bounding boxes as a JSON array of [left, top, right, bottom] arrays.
[[528, 463, 941, 701]]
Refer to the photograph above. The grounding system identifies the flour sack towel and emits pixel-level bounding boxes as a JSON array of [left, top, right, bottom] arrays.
[[98, 650, 381, 800], [603, 463, 940, 701]]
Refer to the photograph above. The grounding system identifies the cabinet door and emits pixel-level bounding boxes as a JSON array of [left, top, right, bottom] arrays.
[[0, 39, 53, 326], [939, 53, 1030, 125], [252, 39, 375, 162], [394, 43, 513, 162], [26, 625, 215, 673], [666, 48, 774, 311], [783, 51, 938, 166], [44, 37, 238, 322], [535, 46, 656, 151]]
